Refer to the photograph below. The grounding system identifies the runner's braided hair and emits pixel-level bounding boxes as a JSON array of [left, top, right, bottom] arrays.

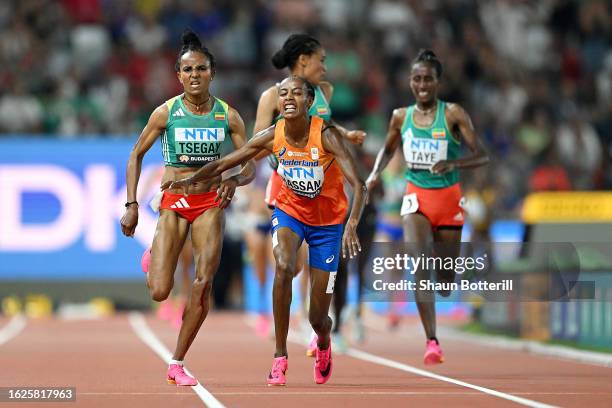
[[174, 29, 216, 75], [272, 34, 321, 70], [412, 49, 442, 78]]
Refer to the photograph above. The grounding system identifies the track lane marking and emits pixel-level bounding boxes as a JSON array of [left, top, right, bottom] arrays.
[[346, 348, 558, 408], [128, 312, 226, 408], [0, 315, 26, 346], [364, 318, 612, 368]]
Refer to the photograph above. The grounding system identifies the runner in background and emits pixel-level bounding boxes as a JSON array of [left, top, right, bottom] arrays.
[[366, 49, 488, 364]]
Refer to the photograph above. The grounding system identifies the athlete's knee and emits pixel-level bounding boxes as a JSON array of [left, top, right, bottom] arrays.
[[192, 276, 213, 297], [275, 256, 294, 283], [149, 284, 171, 302]]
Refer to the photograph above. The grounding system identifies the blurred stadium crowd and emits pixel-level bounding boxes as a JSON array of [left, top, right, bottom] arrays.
[[0, 0, 610, 220]]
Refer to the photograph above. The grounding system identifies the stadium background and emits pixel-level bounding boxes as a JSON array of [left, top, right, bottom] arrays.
[[0, 0, 611, 351]]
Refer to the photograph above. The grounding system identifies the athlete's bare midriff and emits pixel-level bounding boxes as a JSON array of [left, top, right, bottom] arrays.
[[162, 165, 222, 194]]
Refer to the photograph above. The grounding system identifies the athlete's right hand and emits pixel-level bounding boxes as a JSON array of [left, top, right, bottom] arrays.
[[120, 207, 138, 237], [342, 219, 361, 259], [346, 130, 366, 146]]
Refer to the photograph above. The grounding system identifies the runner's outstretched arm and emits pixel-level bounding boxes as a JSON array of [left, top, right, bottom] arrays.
[[161, 126, 275, 192]]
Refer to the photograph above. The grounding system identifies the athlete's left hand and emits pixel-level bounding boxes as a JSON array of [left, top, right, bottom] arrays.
[[216, 178, 238, 209], [431, 160, 456, 175], [345, 130, 366, 146], [342, 219, 361, 259], [160, 178, 191, 195]]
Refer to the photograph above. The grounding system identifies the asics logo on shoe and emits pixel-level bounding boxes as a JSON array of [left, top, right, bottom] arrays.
[[170, 197, 190, 209], [325, 255, 334, 264]]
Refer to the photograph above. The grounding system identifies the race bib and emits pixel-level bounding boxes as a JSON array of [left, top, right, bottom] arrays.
[[277, 162, 324, 199], [400, 193, 419, 216], [403, 131, 448, 170], [174, 127, 224, 164]]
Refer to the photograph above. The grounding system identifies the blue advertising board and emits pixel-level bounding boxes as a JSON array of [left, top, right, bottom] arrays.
[[0, 138, 164, 280]]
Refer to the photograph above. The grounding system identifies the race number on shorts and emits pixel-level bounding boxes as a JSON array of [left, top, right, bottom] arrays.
[[272, 231, 279, 248], [149, 191, 163, 213], [326, 272, 337, 294], [400, 193, 419, 216]]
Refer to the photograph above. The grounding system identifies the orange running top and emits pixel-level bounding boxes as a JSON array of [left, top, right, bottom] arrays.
[[273, 116, 348, 226]]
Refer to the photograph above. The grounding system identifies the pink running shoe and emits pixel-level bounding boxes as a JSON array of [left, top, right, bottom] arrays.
[[314, 343, 333, 384], [267, 356, 288, 386], [306, 333, 318, 357], [141, 247, 152, 274], [424, 339, 444, 365], [167, 364, 197, 386]]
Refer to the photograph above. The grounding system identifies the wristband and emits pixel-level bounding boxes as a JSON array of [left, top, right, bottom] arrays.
[[125, 201, 138, 208]]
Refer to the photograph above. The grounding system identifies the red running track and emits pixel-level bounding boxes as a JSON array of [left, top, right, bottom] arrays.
[[0, 313, 610, 408]]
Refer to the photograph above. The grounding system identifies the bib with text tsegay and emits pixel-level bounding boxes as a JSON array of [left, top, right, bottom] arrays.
[[160, 95, 231, 167], [272, 116, 348, 226]]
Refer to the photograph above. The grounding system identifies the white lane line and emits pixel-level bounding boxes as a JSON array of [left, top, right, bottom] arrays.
[[128, 312, 226, 408], [365, 318, 612, 368], [0, 315, 27, 346], [346, 348, 558, 408]]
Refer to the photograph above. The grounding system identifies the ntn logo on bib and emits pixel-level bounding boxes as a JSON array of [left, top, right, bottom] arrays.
[[174, 128, 224, 158], [277, 162, 324, 198], [175, 128, 226, 141]]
